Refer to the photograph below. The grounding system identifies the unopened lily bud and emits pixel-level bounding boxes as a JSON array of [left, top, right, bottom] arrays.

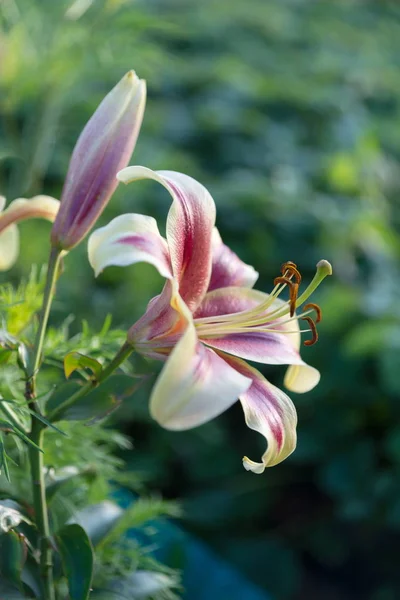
[[51, 70, 146, 251]]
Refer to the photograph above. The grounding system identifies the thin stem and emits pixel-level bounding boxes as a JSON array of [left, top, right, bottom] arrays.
[[48, 342, 134, 422], [26, 247, 61, 600], [28, 247, 62, 398], [29, 422, 54, 600]]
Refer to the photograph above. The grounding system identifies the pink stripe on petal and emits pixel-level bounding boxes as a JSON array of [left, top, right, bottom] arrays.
[[221, 353, 298, 472], [128, 282, 184, 355], [208, 228, 258, 292], [149, 324, 251, 431], [202, 331, 303, 365], [195, 286, 267, 319], [88, 213, 172, 278], [117, 167, 216, 311]]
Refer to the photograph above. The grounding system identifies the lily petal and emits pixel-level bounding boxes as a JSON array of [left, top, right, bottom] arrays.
[[0, 196, 59, 233], [208, 228, 258, 291], [117, 166, 216, 311], [221, 354, 298, 472], [195, 286, 320, 392], [88, 213, 172, 278], [149, 288, 251, 430], [0, 225, 19, 271], [0, 195, 59, 271], [128, 281, 185, 358]]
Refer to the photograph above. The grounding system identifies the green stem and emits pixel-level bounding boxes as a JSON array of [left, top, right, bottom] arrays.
[[48, 342, 134, 422], [29, 248, 62, 395], [27, 247, 61, 600], [29, 422, 54, 600]]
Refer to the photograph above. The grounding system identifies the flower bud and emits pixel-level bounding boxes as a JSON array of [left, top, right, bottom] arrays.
[[51, 70, 146, 251]]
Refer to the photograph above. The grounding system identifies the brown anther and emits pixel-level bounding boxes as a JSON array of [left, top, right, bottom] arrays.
[[273, 276, 299, 317], [281, 261, 302, 284], [289, 282, 299, 317], [301, 316, 319, 346], [303, 302, 322, 323], [273, 275, 293, 288]]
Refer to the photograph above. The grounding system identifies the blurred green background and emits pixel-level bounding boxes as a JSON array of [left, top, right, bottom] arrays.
[[1, 0, 400, 598]]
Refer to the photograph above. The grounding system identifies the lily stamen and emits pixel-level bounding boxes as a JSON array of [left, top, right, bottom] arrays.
[[281, 261, 302, 284], [301, 316, 318, 346], [303, 302, 322, 323]]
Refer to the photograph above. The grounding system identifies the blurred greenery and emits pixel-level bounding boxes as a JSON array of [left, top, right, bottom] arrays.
[[1, 0, 400, 598]]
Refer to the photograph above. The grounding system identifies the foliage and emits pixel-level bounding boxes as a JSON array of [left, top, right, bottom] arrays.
[[1, 0, 400, 599], [0, 273, 180, 598]]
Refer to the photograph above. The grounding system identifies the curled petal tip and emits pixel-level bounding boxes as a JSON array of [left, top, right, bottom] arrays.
[[243, 456, 266, 474]]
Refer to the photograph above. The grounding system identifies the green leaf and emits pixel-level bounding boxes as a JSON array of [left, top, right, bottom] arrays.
[[0, 530, 27, 589], [64, 352, 103, 380], [56, 524, 94, 600], [28, 410, 67, 436], [47, 375, 141, 423], [0, 418, 42, 453], [0, 435, 11, 481], [16, 343, 31, 375]]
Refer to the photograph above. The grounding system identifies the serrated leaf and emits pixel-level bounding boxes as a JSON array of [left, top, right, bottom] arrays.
[[64, 352, 103, 379], [56, 524, 94, 600], [0, 530, 27, 588]]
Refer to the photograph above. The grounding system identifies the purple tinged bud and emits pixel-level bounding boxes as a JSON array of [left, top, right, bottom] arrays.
[[51, 70, 146, 250]]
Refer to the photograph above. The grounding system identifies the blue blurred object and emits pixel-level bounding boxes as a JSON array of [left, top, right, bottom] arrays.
[[118, 489, 271, 599], [153, 520, 272, 600]]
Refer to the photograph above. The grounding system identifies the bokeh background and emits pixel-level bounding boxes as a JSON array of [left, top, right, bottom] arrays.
[[1, 0, 400, 598]]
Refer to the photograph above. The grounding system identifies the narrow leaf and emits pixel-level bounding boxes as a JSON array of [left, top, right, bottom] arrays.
[[28, 410, 67, 436], [0, 419, 42, 453], [56, 524, 94, 600], [64, 352, 102, 380]]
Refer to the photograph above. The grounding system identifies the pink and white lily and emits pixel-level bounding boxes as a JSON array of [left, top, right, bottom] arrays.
[[0, 195, 59, 271], [88, 167, 332, 473]]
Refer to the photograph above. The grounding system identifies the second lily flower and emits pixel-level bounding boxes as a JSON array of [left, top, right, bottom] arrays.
[[88, 167, 331, 473]]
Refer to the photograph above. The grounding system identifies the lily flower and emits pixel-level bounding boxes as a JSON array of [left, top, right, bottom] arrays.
[[88, 166, 332, 473], [51, 70, 146, 251], [0, 195, 59, 271]]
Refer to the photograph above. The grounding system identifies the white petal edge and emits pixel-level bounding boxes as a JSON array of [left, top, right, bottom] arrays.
[[87, 213, 172, 278]]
